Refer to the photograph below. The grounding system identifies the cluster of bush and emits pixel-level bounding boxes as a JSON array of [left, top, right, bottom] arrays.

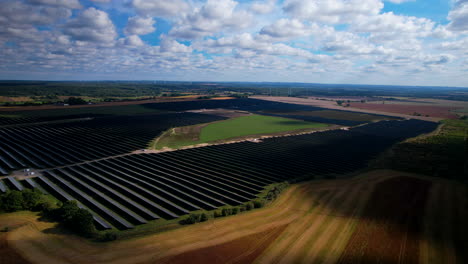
[[181, 183, 291, 226], [265, 182, 289, 201], [50, 200, 96, 237], [0, 189, 53, 212], [0, 189, 104, 239], [182, 199, 267, 225], [180, 212, 209, 224]]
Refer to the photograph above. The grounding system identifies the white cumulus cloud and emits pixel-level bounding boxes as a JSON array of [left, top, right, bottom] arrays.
[[124, 16, 156, 36], [64, 7, 117, 44], [132, 0, 190, 18]]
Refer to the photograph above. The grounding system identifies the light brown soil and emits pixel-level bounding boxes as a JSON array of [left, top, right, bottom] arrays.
[[337, 176, 432, 264], [349, 102, 460, 119], [0, 233, 31, 264], [155, 224, 288, 264]]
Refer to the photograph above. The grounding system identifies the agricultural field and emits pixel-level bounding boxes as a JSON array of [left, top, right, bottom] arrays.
[[349, 102, 461, 119], [0, 96, 462, 264], [154, 114, 329, 149], [253, 96, 460, 122], [1, 170, 466, 264]]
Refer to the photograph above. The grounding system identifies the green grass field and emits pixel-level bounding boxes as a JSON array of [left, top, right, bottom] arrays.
[[155, 114, 327, 149], [199, 115, 327, 142]]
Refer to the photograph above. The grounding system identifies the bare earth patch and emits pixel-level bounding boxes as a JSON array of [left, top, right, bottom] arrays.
[[156, 224, 288, 264], [338, 176, 432, 264]]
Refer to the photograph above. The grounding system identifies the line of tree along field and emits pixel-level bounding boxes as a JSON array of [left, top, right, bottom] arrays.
[[377, 119, 468, 180], [2, 81, 468, 103]]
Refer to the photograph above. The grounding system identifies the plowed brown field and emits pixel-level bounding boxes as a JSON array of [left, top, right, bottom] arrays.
[[349, 103, 460, 119]]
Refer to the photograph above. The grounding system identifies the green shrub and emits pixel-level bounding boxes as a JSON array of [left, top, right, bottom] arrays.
[[221, 208, 232, 216], [56, 200, 80, 222], [55, 200, 96, 237], [231, 207, 239, 215], [69, 208, 96, 237], [213, 210, 222, 218], [1, 191, 24, 212], [253, 200, 264, 209], [37, 199, 58, 214], [99, 232, 118, 242], [183, 213, 201, 224], [200, 213, 208, 222], [21, 189, 43, 210], [245, 202, 254, 211]]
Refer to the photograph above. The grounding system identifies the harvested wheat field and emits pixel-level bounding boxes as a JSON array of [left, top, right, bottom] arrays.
[[1, 170, 466, 264], [349, 103, 460, 119]]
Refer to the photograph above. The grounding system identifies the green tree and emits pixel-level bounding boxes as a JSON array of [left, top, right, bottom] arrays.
[[22, 188, 43, 210], [69, 208, 96, 237], [66, 97, 87, 105], [2, 191, 24, 212], [57, 200, 80, 222]]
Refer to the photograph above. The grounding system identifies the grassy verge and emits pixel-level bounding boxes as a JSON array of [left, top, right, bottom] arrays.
[[154, 114, 328, 149]]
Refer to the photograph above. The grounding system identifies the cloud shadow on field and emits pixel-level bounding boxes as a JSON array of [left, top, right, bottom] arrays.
[[298, 175, 467, 263]]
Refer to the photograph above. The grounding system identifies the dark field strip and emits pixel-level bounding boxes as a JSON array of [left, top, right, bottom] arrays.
[[142, 98, 397, 126], [0, 98, 389, 127], [0, 113, 226, 175], [33, 119, 437, 230], [337, 176, 432, 264]]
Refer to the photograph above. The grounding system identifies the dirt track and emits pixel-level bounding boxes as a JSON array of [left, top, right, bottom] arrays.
[[0, 170, 466, 264]]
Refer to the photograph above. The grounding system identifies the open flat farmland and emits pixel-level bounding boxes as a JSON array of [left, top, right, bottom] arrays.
[[155, 114, 328, 149], [1, 170, 466, 264], [349, 102, 460, 119], [199, 114, 327, 142], [253, 96, 447, 122]]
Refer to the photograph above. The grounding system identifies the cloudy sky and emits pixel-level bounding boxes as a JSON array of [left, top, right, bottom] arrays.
[[0, 0, 467, 86]]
